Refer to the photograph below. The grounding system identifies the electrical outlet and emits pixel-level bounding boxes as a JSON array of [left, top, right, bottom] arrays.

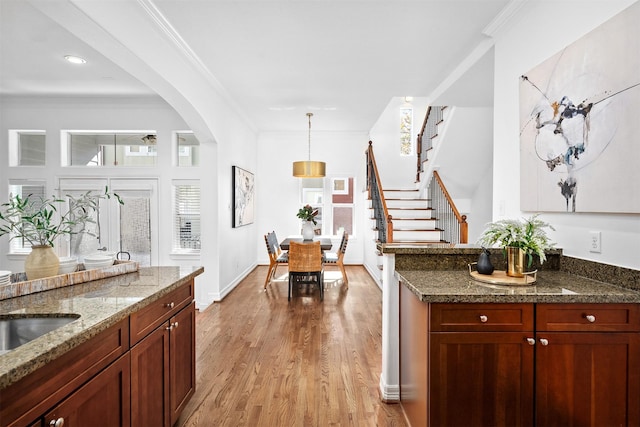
[[589, 231, 601, 253]]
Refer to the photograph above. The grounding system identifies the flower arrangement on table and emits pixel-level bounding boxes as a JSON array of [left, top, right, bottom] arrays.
[[477, 214, 555, 267], [296, 204, 318, 225]]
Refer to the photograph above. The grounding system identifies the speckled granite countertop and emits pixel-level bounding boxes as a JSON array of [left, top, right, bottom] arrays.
[[396, 270, 640, 304], [0, 266, 203, 390]]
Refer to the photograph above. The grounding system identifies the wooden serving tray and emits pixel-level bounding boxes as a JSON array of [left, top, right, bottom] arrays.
[[468, 263, 537, 286]]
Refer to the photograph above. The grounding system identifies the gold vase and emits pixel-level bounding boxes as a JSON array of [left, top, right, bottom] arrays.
[[25, 245, 60, 280], [506, 247, 525, 278]]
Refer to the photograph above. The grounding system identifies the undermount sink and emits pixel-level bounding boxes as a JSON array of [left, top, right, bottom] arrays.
[[0, 315, 80, 354]]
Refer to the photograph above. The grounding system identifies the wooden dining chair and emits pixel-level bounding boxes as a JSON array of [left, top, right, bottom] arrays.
[[287, 240, 324, 301], [323, 231, 349, 287], [264, 231, 288, 289]]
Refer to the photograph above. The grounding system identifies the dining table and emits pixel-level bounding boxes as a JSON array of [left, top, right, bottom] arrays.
[[279, 237, 333, 251]]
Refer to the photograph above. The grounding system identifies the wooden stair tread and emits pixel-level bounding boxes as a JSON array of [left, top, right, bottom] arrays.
[[386, 207, 433, 210]]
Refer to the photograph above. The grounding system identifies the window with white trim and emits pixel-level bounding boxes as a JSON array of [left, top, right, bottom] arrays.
[[172, 181, 201, 253], [176, 132, 200, 167], [400, 107, 413, 155], [8, 130, 46, 166], [7, 180, 47, 253], [61, 131, 158, 167]]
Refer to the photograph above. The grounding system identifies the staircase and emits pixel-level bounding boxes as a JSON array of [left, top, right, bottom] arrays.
[[364, 105, 467, 286], [378, 189, 443, 243]]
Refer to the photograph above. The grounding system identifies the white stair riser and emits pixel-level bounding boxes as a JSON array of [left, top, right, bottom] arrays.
[[392, 219, 436, 230], [385, 199, 427, 209], [383, 190, 421, 199], [387, 209, 433, 219], [392, 230, 442, 241]]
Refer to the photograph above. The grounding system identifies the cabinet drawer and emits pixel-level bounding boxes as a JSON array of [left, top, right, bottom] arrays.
[[431, 303, 534, 332], [130, 280, 194, 346], [537, 303, 640, 332]]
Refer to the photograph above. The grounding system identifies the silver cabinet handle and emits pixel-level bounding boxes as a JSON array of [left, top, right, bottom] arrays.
[[166, 321, 179, 331], [49, 418, 65, 427], [479, 315, 488, 323], [165, 302, 175, 309], [585, 314, 596, 323], [539, 338, 549, 346], [526, 338, 536, 345]]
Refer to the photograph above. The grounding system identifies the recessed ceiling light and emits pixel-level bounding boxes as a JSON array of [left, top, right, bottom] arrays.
[[64, 55, 87, 64]]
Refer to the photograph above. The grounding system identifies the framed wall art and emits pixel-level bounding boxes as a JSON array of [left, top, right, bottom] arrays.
[[332, 177, 349, 195], [519, 2, 640, 213], [232, 166, 255, 227]]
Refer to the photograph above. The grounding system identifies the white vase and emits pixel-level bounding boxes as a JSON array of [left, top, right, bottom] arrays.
[[25, 245, 60, 280], [302, 221, 315, 241]]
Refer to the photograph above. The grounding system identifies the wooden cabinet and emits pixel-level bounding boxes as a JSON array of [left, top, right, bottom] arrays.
[[399, 280, 429, 427], [169, 301, 196, 425], [0, 318, 129, 427], [44, 353, 131, 427], [535, 304, 640, 426], [1, 279, 196, 427], [429, 303, 534, 427], [130, 282, 195, 427], [399, 292, 640, 427]]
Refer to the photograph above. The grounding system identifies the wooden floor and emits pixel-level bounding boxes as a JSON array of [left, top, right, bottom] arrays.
[[177, 265, 408, 427]]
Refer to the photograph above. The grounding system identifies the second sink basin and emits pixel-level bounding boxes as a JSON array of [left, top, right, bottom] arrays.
[[0, 315, 80, 354]]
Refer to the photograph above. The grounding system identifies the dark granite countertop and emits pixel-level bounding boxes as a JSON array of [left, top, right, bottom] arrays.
[[396, 269, 640, 304], [0, 266, 203, 390]]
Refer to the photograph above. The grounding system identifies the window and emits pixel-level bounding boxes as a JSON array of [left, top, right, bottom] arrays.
[[58, 178, 158, 266], [8, 130, 46, 166], [176, 132, 200, 167], [172, 181, 201, 253], [400, 107, 413, 155], [300, 178, 324, 235], [299, 176, 355, 236], [330, 177, 355, 236], [62, 131, 157, 167], [7, 180, 47, 253]]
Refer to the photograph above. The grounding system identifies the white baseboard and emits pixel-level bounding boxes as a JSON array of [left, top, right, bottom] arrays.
[[379, 375, 400, 402]]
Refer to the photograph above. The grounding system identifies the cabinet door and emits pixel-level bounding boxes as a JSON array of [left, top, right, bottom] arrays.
[[170, 302, 196, 425], [131, 323, 170, 427], [536, 332, 640, 426], [44, 353, 131, 427], [430, 332, 534, 427], [400, 282, 428, 427]]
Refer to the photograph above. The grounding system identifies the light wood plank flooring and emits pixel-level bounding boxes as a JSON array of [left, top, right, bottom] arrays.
[[177, 265, 408, 427]]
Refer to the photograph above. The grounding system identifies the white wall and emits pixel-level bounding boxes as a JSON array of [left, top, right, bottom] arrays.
[[0, 95, 258, 308], [431, 107, 494, 243], [255, 130, 368, 266], [369, 97, 430, 188], [492, 0, 640, 269]]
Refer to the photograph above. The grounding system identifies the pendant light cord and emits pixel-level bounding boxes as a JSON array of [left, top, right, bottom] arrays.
[[307, 112, 313, 161]]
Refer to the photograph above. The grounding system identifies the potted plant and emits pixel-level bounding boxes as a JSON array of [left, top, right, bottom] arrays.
[[0, 187, 122, 279], [477, 214, 555, 277], [296, 204, 318, 240]]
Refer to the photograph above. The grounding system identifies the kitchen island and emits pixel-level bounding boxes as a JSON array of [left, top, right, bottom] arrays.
[[0, 265, 203, 427], [389, 247, 640, 427]]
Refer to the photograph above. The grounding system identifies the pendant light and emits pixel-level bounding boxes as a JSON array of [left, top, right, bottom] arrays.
[[293, 112, 326, 177]]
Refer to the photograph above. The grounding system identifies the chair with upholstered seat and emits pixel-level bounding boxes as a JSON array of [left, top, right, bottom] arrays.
[[264, 231, 288, 289], [323, 231, 349, 287], [287, 240, 324, 301]]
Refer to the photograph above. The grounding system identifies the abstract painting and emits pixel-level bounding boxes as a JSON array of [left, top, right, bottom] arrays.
[[233, 166, 255, 227], [519, 2, 640, 213]]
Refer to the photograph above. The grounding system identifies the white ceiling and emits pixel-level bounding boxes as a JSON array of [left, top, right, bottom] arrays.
[[0, 0, 511, 132]]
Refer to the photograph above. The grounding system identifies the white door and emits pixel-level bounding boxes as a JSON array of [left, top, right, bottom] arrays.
[[58, 178, 158, 266]]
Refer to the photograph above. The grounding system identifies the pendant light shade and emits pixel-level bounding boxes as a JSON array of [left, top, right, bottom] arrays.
[[292, 160, 326, 177], [293, 112, 326, 177]]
